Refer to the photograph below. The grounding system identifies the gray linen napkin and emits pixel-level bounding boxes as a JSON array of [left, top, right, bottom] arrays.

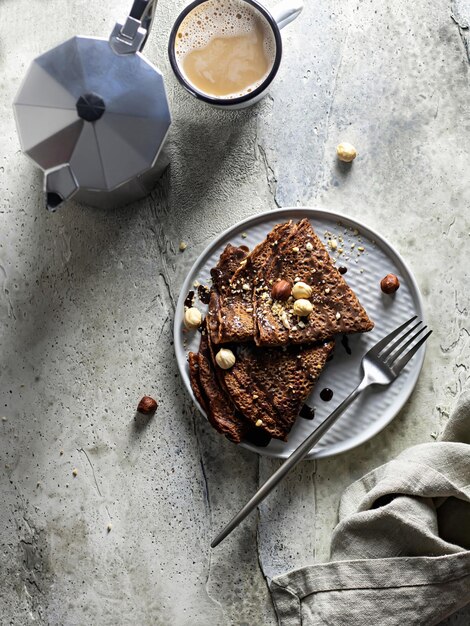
[[270, 391, 470, 626]]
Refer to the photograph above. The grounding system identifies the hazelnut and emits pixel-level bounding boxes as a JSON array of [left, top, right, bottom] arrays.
[[381, 273, 400, 294], [215, 348, 236, 370], [293, 299, 313, 317], [336, 142, 357, 162], [292, 282, 312, 300], [184, 307, 202, 330], [137, 396, 158, 415], [271, 279, 292, 301]]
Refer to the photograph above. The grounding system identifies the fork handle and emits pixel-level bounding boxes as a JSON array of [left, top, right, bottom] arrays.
[[211, 379, 369, 548]]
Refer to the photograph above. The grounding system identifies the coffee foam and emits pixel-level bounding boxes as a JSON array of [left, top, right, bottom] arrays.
[[174, 0, 276, 99]]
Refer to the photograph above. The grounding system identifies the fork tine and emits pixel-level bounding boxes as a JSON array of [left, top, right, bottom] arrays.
[[385, 325, 427, 365], [368, 316, 417, 356], [380, 320, 423, 361], [392, 330, 433, 373]]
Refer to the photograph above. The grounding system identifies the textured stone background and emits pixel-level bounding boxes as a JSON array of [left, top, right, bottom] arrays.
[[0, 0, 469, 624]]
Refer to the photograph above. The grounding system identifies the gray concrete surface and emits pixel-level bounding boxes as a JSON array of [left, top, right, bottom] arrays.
[[0, 0, 469, 624]]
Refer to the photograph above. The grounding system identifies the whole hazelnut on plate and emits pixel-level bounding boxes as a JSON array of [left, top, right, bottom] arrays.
[[215, 348, 236, 370], [381, 273, 400, 294], [271, 279, 292, 301], [184, 307, 202, 329], [292, 281, 312, 300], [293, 299, 313, 317], [336, 142, 357, 162], [137, 396, 158, 415]]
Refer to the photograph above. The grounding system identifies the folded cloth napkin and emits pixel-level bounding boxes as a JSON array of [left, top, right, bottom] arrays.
[[271, 391, 470, 626]]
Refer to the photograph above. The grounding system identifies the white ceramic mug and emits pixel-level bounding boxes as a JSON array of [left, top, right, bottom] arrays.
[[168, 0, 304, 109]]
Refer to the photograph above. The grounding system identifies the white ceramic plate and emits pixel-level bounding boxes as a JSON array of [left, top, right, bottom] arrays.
[[174, 208, 425, 459]]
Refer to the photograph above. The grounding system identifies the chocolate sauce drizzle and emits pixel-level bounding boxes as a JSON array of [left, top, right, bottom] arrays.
[[244, 428, 272, 447], [300, 405, 315, 420], [341, 335, 352, 355], [184, 290, 195, 308], [320, 388, 334, 402], [198, 284, 211, 304]]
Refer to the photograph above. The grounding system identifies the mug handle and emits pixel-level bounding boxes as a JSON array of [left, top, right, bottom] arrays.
[[270, 0, 304, 30]]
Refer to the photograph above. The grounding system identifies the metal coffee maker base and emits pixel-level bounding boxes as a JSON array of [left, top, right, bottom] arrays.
[[46, 151, 170, 211]]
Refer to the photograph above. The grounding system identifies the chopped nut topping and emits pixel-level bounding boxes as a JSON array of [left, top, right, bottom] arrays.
[[281, 311, 290, 329], [292, 246, 300, 253], [242, 283, 250, 291], [358, 246, 365, 252], [329, 239, 338, 250], [255, 419, 264, 427], [298, 321, 306, 329], [179, 241, 187, 251], [336, 312, 341, 320], [325, 287, 330, 294], [306, 242, 313, 251]]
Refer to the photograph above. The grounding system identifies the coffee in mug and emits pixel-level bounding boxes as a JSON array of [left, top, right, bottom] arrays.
[[174, 0, 277, 100]]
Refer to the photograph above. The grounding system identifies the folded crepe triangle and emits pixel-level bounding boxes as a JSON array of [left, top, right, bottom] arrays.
[[210, 219, 373, 347]]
